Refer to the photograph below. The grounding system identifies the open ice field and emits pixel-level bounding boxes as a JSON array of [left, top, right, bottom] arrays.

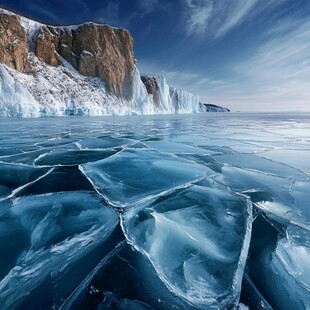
[[0, 113, 309, 309]]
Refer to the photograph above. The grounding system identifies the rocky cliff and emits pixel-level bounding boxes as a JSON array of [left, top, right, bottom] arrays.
[[0, 8, 135, 101], [0, 11, 29, 72], [35, 24, 135, 99], [141, 76, 228, 113], [0, 8, 221, 117]]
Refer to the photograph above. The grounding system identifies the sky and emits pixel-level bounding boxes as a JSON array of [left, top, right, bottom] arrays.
[[1, 0, 310, 111]]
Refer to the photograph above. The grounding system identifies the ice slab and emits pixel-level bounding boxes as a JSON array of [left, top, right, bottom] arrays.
[[17, 166, 94, 196], [0, 163, 50, 199], [261, 149, 310, 173], [0, 191, 118, 309], [247, 214, 310, 310], [81, 149, 212, 207], [35, 149, 118, 166], [0, 149, 51, 165], [77, 137, 134, 150], [214, 165, 310, 229], [144, 141, 211, 155], [62, 242, 196, 310], [122, 183, 252, 308], [213, 153, 306, 179]]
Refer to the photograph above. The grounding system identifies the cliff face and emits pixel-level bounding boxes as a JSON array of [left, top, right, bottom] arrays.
[[141, 76, 160, 107], [0, 8, 207, 117], [0, 9, 135, 100], [34, 24, 135, 100], [0, 11, 29, 72], [141, 75, 201, 114]]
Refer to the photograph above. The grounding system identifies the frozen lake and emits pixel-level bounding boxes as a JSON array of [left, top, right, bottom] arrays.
[[0, 113, 309, 309]]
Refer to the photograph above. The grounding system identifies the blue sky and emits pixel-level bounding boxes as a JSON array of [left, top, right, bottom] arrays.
[[1, 0, 310, 111]]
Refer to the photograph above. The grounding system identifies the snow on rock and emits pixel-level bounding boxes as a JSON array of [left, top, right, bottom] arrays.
[[141, 75, 202, 114], [0, 8, 208, 117]]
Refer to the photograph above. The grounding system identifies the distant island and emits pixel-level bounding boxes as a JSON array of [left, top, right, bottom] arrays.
[[202, 103, 230, 112]]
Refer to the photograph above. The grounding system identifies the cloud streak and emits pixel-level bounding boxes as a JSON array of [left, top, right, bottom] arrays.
[[140, 12, 310, 112], [182, 0, 275, 39], [200, 16, 310, 111], [184, 0, 213, 36]]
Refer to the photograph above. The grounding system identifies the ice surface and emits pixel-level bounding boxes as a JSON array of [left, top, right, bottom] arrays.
[[35, 149, 118, 166], [81, 149, 213, 207], [0, 113, 309, 309], [61, 242, 198, 310], [247, 213, 310, 310], [0, 191, 118, 309], [0, 163, 50, 199], [261, 149, 310, 173], [122, 183, 252, 308]]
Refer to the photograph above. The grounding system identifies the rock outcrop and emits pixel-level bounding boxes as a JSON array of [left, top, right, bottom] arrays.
[[0, 11, 29, 72], [0, 8, 208, 117], [35, 26, 61, 67], [141, 76, 160, 107], [0, 9, 136, 100], [202, 103, 230, 112], [34, 23, 135, 100]]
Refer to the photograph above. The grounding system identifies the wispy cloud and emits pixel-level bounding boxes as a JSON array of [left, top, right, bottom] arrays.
[[200, 16, 310, 111], [140, 14, 310, 112], [182, 0, 275, 39], [215, 0, 258, 38], [184, 0, 213, 36]]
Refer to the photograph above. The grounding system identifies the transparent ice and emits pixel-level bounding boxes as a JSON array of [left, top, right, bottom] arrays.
[[0, 113, 309, 309]]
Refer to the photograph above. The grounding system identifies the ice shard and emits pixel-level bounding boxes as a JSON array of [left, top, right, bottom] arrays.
[[81, 149, 213, 207], [0, 191, 118, 309], [122, 182, 252, 308]]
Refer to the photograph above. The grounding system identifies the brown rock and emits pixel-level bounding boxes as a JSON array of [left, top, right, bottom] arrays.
[[0, 11, 29, 72], [33, 22, 136, 100], [70, 23, 135, 100], [78, 50, 96, 76], [141, 76, 160, 107], [35, 26, 61, 67]]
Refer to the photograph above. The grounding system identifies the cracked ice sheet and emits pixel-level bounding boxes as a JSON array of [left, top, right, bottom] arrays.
[[81, 149, 214, 207], [122, 182, 252, 309], [0, 191, 118, 309], [0, 163, 50, 199], [34, 149, 119, 166], [255, 223, 310, 310], [260, 149, 310, 173], [144, 141, 216, 155], [77, 137, 134, 150], [214, 165, 310, 229], [212, 153, 306, 179]]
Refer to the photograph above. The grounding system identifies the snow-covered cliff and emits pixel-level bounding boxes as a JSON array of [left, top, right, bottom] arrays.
[[141, 76, 201, 114], [0, 8, 225, 117]]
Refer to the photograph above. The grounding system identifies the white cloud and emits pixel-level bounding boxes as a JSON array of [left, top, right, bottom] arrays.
[[215, 0, 258, 38], [185, 0, 213, 36], [182, 0, 277, 38], [199, 18, 310, 111]]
